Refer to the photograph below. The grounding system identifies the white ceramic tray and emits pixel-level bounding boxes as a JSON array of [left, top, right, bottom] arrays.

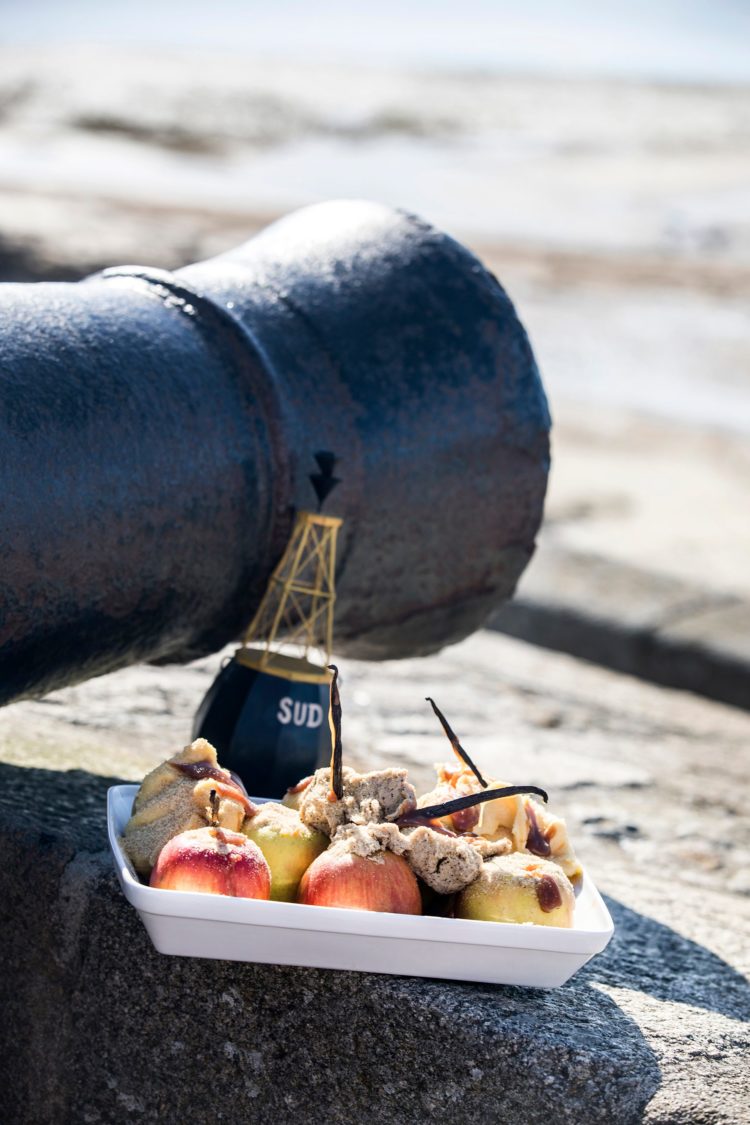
[[108, 784, 613, 988]]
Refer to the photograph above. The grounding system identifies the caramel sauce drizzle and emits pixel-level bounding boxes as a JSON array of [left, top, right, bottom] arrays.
[[535, 874, 563, 913], [171, 760, 257, 817], [287, 775, 313, 796], [172, 760, 229, 784], [525, 803, 552, 858], [451, 805, 480, 833]]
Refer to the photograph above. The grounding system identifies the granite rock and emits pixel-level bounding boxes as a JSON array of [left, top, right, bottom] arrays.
[[1, 633, 749, 1123]]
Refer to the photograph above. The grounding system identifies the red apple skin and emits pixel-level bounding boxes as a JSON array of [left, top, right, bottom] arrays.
[[297, 848, 422, 914], [150, 827, 271, 899]]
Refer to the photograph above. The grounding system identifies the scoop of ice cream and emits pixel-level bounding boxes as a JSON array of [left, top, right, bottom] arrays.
[[456, 852, 575, 927], [475, 784, 583, 883], [122, 739, 252, 878], [298, 766, 417, 837], [417, 763, 484, 832], [541, 814, 583, 883]]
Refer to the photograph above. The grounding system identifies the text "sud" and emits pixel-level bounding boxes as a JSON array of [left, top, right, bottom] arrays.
[[276, 698, 324, 729]]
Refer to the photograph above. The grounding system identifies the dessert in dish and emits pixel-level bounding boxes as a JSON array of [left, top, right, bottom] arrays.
[[121, 671, 582, 926], [295, 764, 417, 836], [411, 762, 583, 886], [122, 737, 255, 878]]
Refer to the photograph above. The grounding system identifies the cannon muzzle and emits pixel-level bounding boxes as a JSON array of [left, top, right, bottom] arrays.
[[0, 200, 549, 705]]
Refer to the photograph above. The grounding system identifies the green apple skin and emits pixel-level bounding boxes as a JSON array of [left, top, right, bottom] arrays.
[[455, 856, 575, 928], [244, 812, 327, 902], [456, 880, 558, 926]]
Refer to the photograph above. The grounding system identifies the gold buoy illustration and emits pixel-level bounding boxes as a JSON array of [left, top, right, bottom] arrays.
[[193, 454, 342, 796]]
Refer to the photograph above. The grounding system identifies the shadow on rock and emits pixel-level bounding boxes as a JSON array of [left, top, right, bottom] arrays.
[[584, 895, 750, 1024], [0, 762, 126, 852]]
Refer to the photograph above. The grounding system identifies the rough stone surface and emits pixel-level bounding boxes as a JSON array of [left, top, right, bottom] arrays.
[[487, 403, 750, 709], [490, 542, 750, 709], [1, 632, 749, 1124]]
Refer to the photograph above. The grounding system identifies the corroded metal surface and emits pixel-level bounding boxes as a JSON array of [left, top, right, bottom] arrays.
[[0, 200, 549, 703]]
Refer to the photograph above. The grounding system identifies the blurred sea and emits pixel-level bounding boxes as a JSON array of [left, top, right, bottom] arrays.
[[3, 0, 750, 81]]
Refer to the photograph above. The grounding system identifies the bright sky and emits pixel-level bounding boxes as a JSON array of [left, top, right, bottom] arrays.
[[1, 0, 748, 83]]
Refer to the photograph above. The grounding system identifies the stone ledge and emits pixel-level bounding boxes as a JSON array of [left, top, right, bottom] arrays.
[[489, 544, 750, 710], [2, 761, 749, 1125], [2, 632, 749, 1124]]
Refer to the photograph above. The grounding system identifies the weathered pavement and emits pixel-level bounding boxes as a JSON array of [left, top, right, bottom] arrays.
[[2, 631, 748, 1123], [490, 403, 750, 710], [490, 400, 750, 706]]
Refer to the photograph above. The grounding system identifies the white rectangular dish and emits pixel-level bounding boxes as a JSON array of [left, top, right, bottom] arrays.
[[108, 784, 613, 988]]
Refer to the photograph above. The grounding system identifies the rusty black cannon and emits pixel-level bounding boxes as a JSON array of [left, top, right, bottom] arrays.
[[0, 199, 550, 721]]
